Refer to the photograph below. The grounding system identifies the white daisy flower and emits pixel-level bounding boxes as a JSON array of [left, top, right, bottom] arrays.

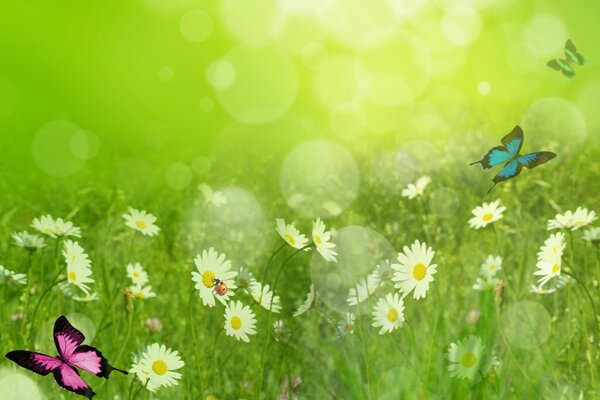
[[224, 301, 257, 342], [122, 207, 160, 236], [127, 262, 149, 286], [12, 231, 46, 250], [198, 183, 227, 207], [129, 285, 157, 300], [250, 281, 281, 313], [337, 312, 355, 337], [372, 292, 405, 335], [392, 240, 437, 300], [236, 267, 257, 292], [130, 343, 184, 392], [472, 275, 498, 292], [468, 200, 506, 229], [276, 218, 308, 249], [548, 207, 597, 231], [273, 320, 289, 342], [480, 255, 502, 279], [537, 232, 566, 261], [529, 284, 558, 295], [191, 248, 238, 307], [534, 253, 562, 287], [293, 284, 315, 317], [582, 227, 600, 244], [446, 336, 499, 382], [368, 259, 394, 287], [73, 292, 99, 302], [54, 218, 82, 237], [312, 218, 337, 262], [347, 278, 378, 306], [31, 214, 81, 238], [401, 176, 431, 199], [63, 240, 94, 294], [0, 265, 27, 286]]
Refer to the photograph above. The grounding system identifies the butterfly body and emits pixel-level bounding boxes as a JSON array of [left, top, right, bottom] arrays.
[[547, 39, 587, 77], [5, 316, 127, 399], [470, 125, 556, 193]]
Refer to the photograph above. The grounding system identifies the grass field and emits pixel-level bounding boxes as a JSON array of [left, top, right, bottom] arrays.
[[1, 1, 600, 399]]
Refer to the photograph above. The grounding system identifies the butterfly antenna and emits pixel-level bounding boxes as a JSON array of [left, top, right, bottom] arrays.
[[111, 366, 128, 375], [469, 160, 481, 166], [486, 183, 497, 194]]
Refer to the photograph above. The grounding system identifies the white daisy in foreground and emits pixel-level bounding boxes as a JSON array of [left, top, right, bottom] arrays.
[[472, 276, 498, 292], [372, 292, 405, 334], [224, 301, 257, 342], [337, 313, 355, 337], [73, 292, 99, 302], [582, 227, 600, 244], [250, 281, 281, 313], [480, 255, 502, 279], [534, 233, 565, 286], [293, 284, 316, 317], [276, 218, 308, 249], [392, 240, 437, 300], [401, 176, 431, 199], [347, 278, 378, 306], [446, 336, 498, 382], [548, 207, 597, 231], [63, 240, 93, 293], [131, 343, 185, 392], [537, 232, 565, 260], [31, 214, 81, 238], [54, 218, 82, 237], [468, 200, 506, 229], [127, 262, 149, 286], [198, 183, 227, 207], [312, 218, 337, 262], [130, 285, 157, 300], [122, 207, 160, 236], [273, 320, 289, 342], [191, 248, 238, 307], [0, 266, 27, 286], [12, 231, 46, 250]]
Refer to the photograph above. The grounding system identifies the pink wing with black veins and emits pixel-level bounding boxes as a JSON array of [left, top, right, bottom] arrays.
[[5, 351, 63, 376], [54, 315, 85, 360], [53, 363, 95, 399]]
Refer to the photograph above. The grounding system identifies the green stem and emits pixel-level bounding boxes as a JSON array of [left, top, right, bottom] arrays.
[[562, 267, 600, 334], [260, 243, 286, 289], [29, 272, 66, 346], [114, 308, 134, 366], [188, 288, 203, 397]]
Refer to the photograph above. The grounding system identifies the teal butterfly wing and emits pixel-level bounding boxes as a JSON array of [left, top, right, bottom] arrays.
[[487, 151, 557, 193], [564, 39, 586, 66], [547, 58, 575, 78], [470, 126, 523, 169]]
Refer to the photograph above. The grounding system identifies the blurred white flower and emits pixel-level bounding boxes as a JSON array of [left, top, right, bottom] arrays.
[[312, 218, 337, 262], [468, 200, 506, 229], [547, 207, 596, 231], [276, 218, 308, 249], [446, 336, 499, 382], [401, 176, 431, 199], [198, 183, 227, 207], [122, 207, 160, 236], [12, 231, 46, 250], [372, 292, 405, 334]]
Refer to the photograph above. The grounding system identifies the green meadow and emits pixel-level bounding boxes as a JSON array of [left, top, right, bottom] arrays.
[[1, 0, 600, 399]]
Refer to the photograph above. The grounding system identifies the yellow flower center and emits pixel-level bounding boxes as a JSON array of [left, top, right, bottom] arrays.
[[284, 234, 296, 246], [43, 227, 53, 234], [133, 272, 140, 278], [68, 271, 77, 281], [387, 308, 398, 323], [206, 396, 218, 400], [231, 316, 242, 330], [576, 220, 584, 225], [135, 220, 146, 229], [552, 264, 560, 274], [135, 291, 145, 299], [489, 264, 496, 270], [461, 352, 477, 368], [314, 235, 322, 245], [152, 360, 168, 376], [412, 263, 427, 281], [483, 213, 493, 222], [202, 271, 216, 288]]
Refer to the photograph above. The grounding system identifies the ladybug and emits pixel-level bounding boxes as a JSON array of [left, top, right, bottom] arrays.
[[213, 278, 228, 296]]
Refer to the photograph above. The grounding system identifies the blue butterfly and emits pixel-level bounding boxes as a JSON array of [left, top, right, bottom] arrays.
[[470, 125, 557, 193]]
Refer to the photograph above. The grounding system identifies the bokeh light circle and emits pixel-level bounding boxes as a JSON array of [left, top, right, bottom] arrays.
[[165, 163, 193, 190], [192, 156, 212, 174], [506, 43, 538, 75], [314, 56, 359, 109], [180, 9, 213, 43], [32, 120, 87, 176], [70, 130, 100, 160], [214, 44, 298, 124], [442, 6, 482, 46], [576, 77, 600, 131], [158, 66, 174, 82], [206, 59, 236, 90], [0, 369, 43, 400], [300, 42, 329, 70], [208, 187, 264, 241], [142, 0, 195, 14], [280, 140, 359, 218], [522, 15, 567, 59], [429, 187, 460, 218], [374, 151, 417, 190], [220, 0, 277, 42], [502, 301, 551, 349], [310, 225, 395, 315], [330, 103, 366, 140], [477, 81, 491, 96], [359, 71, 413, 107]]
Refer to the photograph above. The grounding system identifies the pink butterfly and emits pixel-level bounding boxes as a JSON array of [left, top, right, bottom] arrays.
[[5, 315, 127, 399]]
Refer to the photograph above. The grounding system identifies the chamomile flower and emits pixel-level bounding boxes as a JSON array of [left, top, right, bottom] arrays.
[[534, 253, 562, 287], [337, 313, 355, 337], [224, 300, 257, 342], [582, 227, 600, 244], [73, 292, 99, 302], [472, 276, 498, 292], [529, 284, 558, 295], [31, 214, 81, 238], [446, 336, 499, 382], [276, 218, 308, 249], [12, 231, 46, 250], [537, 232, 566, 260], [312, 218, 337, 262], [368, 259, 394, 287], [372, 292, 405, 334], [237, 267, 257, 292], [191, 248, 238, 307], [392, 240, 437, 300], [293, 284, 316, 317], [0, 265, 27, 286], [198, 183, 227, 207], [480, 255, 502, 279], [401, 176, 431, 199], [129, 285, 157, 300], [250, 281, 281, 313], [347, 278, 378, 306], [63, 240, 94, 294], [468, 200, 506, 229], [127, 262, 149, 286], [54, 218, 82, 237], [130, 343, 184, 392], [548, 207, 597, 231], [122, 207, 160, 236], [273, 320, 289, 342]]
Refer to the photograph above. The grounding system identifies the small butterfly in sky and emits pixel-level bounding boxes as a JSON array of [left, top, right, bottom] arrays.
[[547, 39, 587, 78], [469, 125, 557, 193], [5, 315, 127, 399]]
